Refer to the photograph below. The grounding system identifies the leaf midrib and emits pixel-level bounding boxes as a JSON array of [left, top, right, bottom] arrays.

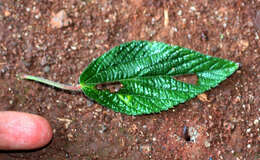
[[82, 67, 229, 87]]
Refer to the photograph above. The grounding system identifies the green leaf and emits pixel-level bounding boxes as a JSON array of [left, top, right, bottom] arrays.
[[79, 40, 238, 115]]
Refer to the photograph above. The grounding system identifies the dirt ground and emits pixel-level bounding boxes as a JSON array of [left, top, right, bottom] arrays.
[[0, 0, 259, 159]]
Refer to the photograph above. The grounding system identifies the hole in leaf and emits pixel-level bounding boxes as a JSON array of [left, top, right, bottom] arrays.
[[96, 82, 123, 93], [173, 74, 198, 85]]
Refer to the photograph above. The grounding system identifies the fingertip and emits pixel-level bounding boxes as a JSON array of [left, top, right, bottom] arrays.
[[0, 111, 53, 150]]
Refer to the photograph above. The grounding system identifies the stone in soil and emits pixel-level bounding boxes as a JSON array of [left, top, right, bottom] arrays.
[[43, 66, 50, 73], [50, 10, 72, 29], [238, 39, 249, 52], [140, 144, 152, 154], [188, 127, 199, 142]]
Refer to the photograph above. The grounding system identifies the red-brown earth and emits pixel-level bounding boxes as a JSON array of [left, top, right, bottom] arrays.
[[0, 0, 259, 159]]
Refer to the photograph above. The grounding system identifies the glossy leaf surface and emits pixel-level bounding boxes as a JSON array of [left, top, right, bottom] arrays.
[[79, 41, 238, 115]]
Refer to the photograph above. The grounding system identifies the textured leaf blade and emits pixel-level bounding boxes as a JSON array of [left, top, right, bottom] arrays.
[[79, 41, 238, 115]]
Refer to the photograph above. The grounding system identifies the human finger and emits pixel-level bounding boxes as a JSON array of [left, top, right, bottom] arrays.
[[0, 111, 52, 150]]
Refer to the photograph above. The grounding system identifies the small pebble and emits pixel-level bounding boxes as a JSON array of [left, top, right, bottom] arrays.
[[99, 124, 107, 133], [190, 6, 196, 12], [187, 34, 191, 39], [50, 10, 72, 29], [67, 133, 73, 141], [9, 100, 13, 105], [188, 127, 199, 142], [95, 108, 102, 112], [140, 144, 151, 154], [35, 13, 41, 19], [71, 45, 77, 50], [255, 32, 259, 40], [204, 140, 211, 148], [86, 100, 94, 107], [43, 66, 50, 73], [177, 10, 182, 16], [254, 119, 259, 125], [172, 27, 178, 32], [238, 39, 249, 51], [26, 7, 31, 12]]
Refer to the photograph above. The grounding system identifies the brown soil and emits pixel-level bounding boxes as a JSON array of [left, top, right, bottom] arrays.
[[0, 0, 259, 159]]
